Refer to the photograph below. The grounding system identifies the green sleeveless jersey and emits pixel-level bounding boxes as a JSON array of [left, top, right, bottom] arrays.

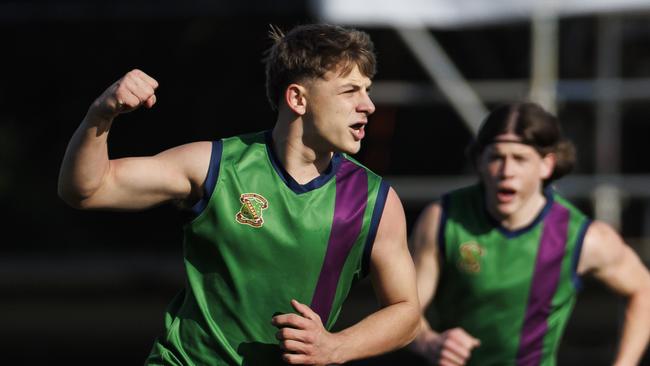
[[146, 131, 389, 365], [435, 184, 590, 366]]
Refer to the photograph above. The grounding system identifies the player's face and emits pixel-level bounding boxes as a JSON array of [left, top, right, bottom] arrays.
[[478, 133, 554, 220], [302, 64, 375, 155]]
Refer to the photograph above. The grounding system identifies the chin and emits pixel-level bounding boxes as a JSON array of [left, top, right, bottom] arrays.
[[495, 203, 517, 218], [339, 142, 361, 155]]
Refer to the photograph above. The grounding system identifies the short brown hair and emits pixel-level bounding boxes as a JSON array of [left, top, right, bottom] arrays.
[[264, 23, 376, 111], [468, 102, 576, 184]]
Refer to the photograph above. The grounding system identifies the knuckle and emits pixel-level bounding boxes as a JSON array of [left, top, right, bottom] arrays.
[[305, 345, 315, 356], [289, 314, 302, 324], [449, 328, 464, 338]]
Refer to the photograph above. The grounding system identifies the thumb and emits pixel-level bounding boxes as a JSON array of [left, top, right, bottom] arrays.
[[471, 337, 481, 348], [144, 94, 157, 109]]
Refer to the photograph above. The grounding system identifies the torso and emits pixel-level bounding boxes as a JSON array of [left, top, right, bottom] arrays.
[[436, 184, 590, 366], [146, 131, 389, 365]]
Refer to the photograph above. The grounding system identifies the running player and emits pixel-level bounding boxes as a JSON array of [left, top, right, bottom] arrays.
[[58, 23, 419, 365], [409, 102, 650, 365]]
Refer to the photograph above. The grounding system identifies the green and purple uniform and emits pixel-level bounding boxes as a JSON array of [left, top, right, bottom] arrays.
[[146, 131, 389, 365], [435, 184, 590, 366]]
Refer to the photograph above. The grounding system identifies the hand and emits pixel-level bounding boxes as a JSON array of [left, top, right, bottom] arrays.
[[412, 327, 480, 366], [271, 299, 340, 365], [89, 69, 159, 121]]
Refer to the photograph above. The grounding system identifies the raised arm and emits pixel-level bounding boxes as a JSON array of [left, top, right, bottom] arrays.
[[58, 69, 211, 210], [272, 187, 420, 365], [578, 221, 650, 366], [409, 202, 480, 365]]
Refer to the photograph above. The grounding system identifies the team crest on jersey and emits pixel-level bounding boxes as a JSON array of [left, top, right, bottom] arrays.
[[235, 193, 269, 228], [457, 241, 486, 274]]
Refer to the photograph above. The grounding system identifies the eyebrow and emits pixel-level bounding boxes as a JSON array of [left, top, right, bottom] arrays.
[[339, 82, 372, 90]]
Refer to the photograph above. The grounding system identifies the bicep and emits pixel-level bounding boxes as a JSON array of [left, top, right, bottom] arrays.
[[369, 187, 418, 307], [86, 141, 212, 210], [579, 221, 650, 297]]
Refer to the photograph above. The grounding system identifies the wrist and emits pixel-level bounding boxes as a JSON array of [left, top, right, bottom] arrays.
[[83, 108, 115, 134], [327, 331, 348, 365], [86, 98, 118, 124]]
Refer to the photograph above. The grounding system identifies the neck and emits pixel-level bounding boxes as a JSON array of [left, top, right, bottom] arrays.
[[271, 117, 333, 185]]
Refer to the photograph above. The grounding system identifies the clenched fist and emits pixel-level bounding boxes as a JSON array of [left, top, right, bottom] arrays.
[[89, 69, 159, 120]]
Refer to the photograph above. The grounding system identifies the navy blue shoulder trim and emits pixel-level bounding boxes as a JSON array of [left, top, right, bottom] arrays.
[[361, 180, 390, 278], [438, 194, 451, 264], [571, 219, 591, 291], [190, 140, 223, 216]]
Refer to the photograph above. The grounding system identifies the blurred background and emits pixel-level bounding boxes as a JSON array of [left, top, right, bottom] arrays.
[[2, 0, 650, 364]]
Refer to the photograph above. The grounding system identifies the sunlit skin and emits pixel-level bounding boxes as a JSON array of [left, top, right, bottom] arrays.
[[478, 133, 555, 230], [301, 64, 375, 155]]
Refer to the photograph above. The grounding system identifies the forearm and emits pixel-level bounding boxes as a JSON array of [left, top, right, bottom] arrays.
[[331, 300, 419, 364], [614, 289, 650, 366], [58, 112, 114, 206]]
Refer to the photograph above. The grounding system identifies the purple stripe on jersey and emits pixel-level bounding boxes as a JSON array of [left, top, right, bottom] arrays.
[[310, 159, 367, 325], [516, 203, 570, 366]]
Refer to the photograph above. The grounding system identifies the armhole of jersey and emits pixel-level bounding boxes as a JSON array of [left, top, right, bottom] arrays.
[[437, 194, 450, 265], [361, 180, 390, 278], [189, 140, 223, 217], [571, 219, 592, 291]]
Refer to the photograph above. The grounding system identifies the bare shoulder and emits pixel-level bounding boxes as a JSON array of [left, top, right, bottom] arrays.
[[376, 187, 407, 239], [155, 140, 213, 187], [415, 202, 443, 228], [578, 220, 629, 275], [411, 201, 443, 249], [579, 220, 650, 297], [383, 187, 406, 218]]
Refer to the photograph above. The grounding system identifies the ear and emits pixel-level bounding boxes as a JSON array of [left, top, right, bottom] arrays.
[[284, 83, 307, 115], [540, 152, 556, 180]]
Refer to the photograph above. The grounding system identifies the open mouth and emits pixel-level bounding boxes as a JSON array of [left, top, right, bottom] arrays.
[[497, 187, 516, 202], [350, 123, 365, 140]]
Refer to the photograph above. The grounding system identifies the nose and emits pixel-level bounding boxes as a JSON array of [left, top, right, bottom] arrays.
[[358, 92, 375, 115], [500, 157, 515, 178]]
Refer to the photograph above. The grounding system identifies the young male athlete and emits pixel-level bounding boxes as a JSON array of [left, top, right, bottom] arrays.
[[58, 24, 419, 365], [409, 102, 650, 365]]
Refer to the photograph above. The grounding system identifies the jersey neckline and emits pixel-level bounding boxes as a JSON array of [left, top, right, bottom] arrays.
[[264, 130, 342, 194], [482, 185, 555, 238]]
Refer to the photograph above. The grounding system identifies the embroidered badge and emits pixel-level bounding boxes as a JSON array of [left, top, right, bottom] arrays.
[[457, 241, 486, 274], [235, 193, 269, 228]]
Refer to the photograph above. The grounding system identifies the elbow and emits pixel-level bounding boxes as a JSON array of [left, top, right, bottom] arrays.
[[400, 301, 422, 347], [408, 304, 422, 344], [57, 181, 94, 210], [58, 189, 85, 210]]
